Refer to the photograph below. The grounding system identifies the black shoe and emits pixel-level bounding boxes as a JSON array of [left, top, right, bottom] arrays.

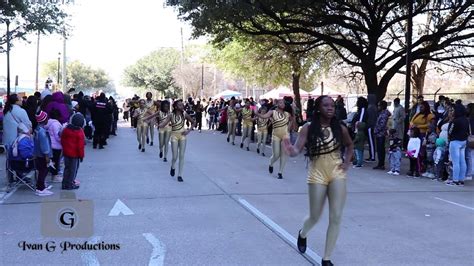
[[163, 158, 167, 162], [257, 148, 260, 154], [277, 173, 283, 179], [150, 142, 153, 146], [93, 145, 97, 149], [62, 184, 80, 190], [373, 165, 385, 170], [170, 168, 175, 177], [269, 166, 273, 174], [103, 141, 108, 146], [240, 143, 244, 148], [177, 176, 183, 182], [246, 147, 250, 151], [146, 137, 149, 144], [297, 230, 306, 253], [262, 153, 265, 157], [321, 260, 334, 266], [232, 142, 235, 146], [139, 144, 142, 150], [141, 149, 145, 152], [159, 151, 163, 158], [227, 137, 230, 142], [99, 146, 104, 149]]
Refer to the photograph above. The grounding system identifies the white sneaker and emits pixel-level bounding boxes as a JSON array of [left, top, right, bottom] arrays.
[[35, 189, 54, 196], [387, 171, 394, 175], [392, 171, 400, 176], [421, 172, 429, 178]]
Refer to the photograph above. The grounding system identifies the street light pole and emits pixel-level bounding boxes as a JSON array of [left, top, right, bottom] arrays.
[[6, 20, 11, 97], [57, 52, 61, 90]]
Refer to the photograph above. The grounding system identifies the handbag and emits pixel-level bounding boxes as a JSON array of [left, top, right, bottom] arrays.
[[468, 123, 474, 149]]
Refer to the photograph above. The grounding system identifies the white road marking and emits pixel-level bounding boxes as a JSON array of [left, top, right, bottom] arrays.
[[81, 236, 101, 266], [435, 197, 474, 211], [0, 186, 19, 204], [237, 198, 322, 265], [108, 199, 134, 216], [143, 233, 166, 266]]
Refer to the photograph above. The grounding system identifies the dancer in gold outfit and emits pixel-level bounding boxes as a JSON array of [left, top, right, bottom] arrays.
[[283, 96, 353, 266], [240, 99, 254, 151], [158, 100, 195, 182]]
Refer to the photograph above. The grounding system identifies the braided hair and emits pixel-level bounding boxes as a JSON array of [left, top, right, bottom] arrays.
[[306, 96, 343, 159]]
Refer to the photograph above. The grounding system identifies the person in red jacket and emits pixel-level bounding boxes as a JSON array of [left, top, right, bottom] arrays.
[[61, 113, 85, 190]]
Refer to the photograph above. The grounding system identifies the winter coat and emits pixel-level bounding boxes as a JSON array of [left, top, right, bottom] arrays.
[[33, 126, 52, 158], [374, 109, 391, 137], [61, 124, 85, 159], [3, 105, 32, 147], [44, 92, 70, 124], [45, 118, 63, 150]]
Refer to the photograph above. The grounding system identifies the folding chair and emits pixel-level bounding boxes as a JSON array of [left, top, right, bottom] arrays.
[[6, 147, 37, 193]]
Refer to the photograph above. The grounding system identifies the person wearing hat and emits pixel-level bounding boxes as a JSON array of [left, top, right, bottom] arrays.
[[33, 111, 54, 196], [61, 113, 85, 190]]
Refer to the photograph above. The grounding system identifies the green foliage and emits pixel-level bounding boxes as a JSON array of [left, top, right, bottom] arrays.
[[167, 0, 474, 101], [0, 0, 68, 52], [41, 60, 112, 92], [122, 48, 181, 94]]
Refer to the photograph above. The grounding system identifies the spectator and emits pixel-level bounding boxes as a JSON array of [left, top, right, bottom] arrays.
[[43, 91, 70, 124], [306, 98, 315, 122], [446, 103, 469, 186], [410, 101, 434, 137], [434, 138, 447, 182], [373, 100, 391, 170], [466, 103, 474, 179], [407, 127, 422, 177], [391, 98, 405, 139], [45, 109, 63, 183], [366, 94, 378, 162], [387, 128, 402, 176], [335, 95, 347, 121], [61, 113, 85, 190], [422, 122, 438, 179], [352, 121, 366, 168], [351, 96, 368, 137], [3, 94, 32, 148], [23, 96, 39, 130], [409, 95, 424, 120], [33, 111, 53, 196]]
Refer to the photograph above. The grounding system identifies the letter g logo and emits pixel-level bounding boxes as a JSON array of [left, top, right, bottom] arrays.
[[57, 208, 77, 230]]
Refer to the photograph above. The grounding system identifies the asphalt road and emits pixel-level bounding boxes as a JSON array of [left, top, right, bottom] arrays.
[[1, 121, 473, 266]]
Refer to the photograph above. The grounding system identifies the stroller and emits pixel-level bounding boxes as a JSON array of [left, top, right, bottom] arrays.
[[6, 136, 37, 193]]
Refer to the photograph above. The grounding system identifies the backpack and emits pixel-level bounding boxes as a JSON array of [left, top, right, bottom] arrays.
[[11, 135, 34, 160]]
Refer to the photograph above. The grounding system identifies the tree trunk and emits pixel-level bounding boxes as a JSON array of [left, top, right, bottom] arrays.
[[411, 59, 428, 96], [292, 72, 302, 112], [363, 65, 385, 102]]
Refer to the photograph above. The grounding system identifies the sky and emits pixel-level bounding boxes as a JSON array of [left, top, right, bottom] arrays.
[[0, 0, 205, 97]]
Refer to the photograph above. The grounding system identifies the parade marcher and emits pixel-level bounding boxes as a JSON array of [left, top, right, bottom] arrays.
[[194, 100, 204, 133], [133, 99, 149, 152], [240, 99, 254, 151], [225, 98, 240, 145], [282, 95, 353, 266], [255, 106, 269, 156], [255, 99, 294, 179], [158, 100, 196, 182], [184, 97, 196, 130], [123, 99, 130, 122], [145, 92, 156, 145], [144, 100, 172, 162]]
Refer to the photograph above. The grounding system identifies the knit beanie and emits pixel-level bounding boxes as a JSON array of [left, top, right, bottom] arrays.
[[36, 111, 48, 123], [435, 138, 446, 147], [70, 113, 85, 128]]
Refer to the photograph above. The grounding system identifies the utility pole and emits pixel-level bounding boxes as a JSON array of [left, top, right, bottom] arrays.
[[57, 52, 61, 90], [403, 0, 413, 147], [35, 30, 40, 91], [6, 20, 11, 96], [181, 27, 185, 99], [62, 32, 67, 92]]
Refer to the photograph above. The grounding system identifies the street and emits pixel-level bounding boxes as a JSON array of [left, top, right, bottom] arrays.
[[1, 122, 473, 266]]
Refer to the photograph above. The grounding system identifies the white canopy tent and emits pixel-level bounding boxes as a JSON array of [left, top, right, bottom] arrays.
[[212, 89, 242, 99], [260, 86, 316, 99]]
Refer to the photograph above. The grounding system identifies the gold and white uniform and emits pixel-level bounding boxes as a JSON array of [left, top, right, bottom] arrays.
[[170, 112, 186, 142], [272, 111, 290, 140], [307, 126, 346, 185]]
